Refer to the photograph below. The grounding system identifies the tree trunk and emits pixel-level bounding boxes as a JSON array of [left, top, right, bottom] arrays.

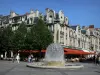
[[4, 51, 7, 59], [36, 49, 41, 62], [11, 51, 13, 57]]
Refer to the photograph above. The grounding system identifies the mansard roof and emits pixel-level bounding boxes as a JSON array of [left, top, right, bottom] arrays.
[[81, 30, 86, 34], [70, 25, 77, 30], [0, 15, 10, 23]]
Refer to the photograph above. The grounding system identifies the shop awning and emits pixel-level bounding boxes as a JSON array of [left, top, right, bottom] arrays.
[[18, 49, 95, 55], [18, 50, 39, 53], [64, 48, 95, 55]]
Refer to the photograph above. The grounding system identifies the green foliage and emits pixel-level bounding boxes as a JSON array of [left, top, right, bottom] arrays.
[[24, 27, 34, 50], [32, 19, 53, 50], [25, 19, 53, 50], [29, 19, 53, 61], [12, 23, 27, 50], [0, 26, 14, 52], [0, 20, 53, 55]]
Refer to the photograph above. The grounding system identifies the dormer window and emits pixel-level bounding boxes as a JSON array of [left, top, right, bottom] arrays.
[[56, 13, 59, 19], [49, 15, 52, 18], [66, 18, 68, 21]]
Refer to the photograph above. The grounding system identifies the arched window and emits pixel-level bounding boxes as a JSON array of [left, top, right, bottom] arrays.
[[49, 15, 52, 18], [27, 19, 29, 24]]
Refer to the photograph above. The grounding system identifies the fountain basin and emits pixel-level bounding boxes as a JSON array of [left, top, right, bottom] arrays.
[[26, 43, 84, 69], [45, 61, 65, 66], [26, 62, 84, 69]]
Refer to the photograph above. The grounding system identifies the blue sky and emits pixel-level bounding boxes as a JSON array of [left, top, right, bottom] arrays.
[[0, 0, 100, 28]]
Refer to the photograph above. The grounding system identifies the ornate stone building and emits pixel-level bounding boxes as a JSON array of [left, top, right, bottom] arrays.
[[0, 8, 100, 53]]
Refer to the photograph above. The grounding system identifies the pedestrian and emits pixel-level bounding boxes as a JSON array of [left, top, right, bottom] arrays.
[[30, 54, 33, 62], [28, 55, 31, 63], [1, 54, 3, 60], [93, 55, 95, 63], [16, 54, 20, 63], [99, 56, 100, 64], [12, 56, 14, 63], [95, 55, 99, 65], [12, 55, 16, 63]]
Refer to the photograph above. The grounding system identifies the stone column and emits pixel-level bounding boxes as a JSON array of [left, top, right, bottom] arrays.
[[58, 26, 61, 43], [98, 38, 99, 50], [85, 37, 87, 49], [64, 26, 66, 45], [93, 37, 96, 51], [53, 24, 57, 43], [76, 37, 78, 48], [75, 38, 77, 48], [54, 23, 60, 43], [67, 28, 70, 46], [76, 30, 79, 48], [80, 39, 82, 48]]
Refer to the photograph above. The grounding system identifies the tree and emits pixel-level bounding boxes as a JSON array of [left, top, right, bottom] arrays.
[[0, 20, 53, 60], [24, 26, 34, 50], [0, 27, 4, 53], [0, 26, 14, 53], [31, 19, 53, 61], [12, 23, 27, 51]]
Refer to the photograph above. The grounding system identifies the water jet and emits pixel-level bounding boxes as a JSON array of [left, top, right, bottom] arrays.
[[27, 43, 83, 69]]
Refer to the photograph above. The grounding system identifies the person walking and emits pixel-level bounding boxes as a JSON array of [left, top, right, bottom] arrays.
[[93, 55, 96, 64], [95, 55, 99, 65], [16, 54, 20, 63], [28, 55, 31, 63], [99, 56, 100, 65], [12, 55, 16, 63], [1, 54, 3, 60], [12, 56, 14, 63], [30, 54, 33, 62]]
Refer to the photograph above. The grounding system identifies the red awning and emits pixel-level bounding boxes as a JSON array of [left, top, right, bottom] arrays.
[[18, 50, 39, 53], [18, 49, 95, 55], [41, 50, 46, 52], [64, 48, 94, 55]]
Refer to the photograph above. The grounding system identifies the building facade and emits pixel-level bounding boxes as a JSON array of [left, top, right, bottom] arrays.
[[0, 8, 100, 53]]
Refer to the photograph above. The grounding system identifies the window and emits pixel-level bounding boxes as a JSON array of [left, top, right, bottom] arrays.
[[56, 13, 59, 19], [25, 16, 27, 20], [49, 15, 52, 18], [0, 21, 1, 25], [27, 19, 29, 24], [30, 18, 33, 24]]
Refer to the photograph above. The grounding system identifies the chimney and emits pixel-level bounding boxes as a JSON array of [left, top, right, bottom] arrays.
[[45, 8, 50, 13], [10, 10, 16, 17], [82, 26, 85, 29], [30, 9, 34, 14]]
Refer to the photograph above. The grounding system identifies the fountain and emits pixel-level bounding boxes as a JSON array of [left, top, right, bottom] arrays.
[[27, 43, 83, 69], [45, 43, 65, 67]]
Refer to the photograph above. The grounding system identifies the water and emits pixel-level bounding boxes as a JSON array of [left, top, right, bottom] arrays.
[[27, 43, 83, 68], [45, 43, 65, 66]]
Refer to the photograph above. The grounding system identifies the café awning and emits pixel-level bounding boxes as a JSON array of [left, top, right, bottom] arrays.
[[18, 48, 95, 55], [64, 48, 95, 55]]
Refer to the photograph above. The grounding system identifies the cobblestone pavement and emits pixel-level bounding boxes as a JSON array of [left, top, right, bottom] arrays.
[[0, 60, 100, 75]]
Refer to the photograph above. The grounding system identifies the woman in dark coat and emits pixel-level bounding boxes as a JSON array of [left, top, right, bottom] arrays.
[[95, 55, 99, 65]]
